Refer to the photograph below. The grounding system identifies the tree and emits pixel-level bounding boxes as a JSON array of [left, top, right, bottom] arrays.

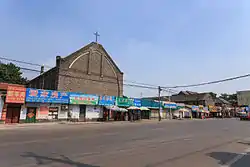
[[209, 92, 217, 99], [219, 93, 237, 103], [0, 63, 28, 84]]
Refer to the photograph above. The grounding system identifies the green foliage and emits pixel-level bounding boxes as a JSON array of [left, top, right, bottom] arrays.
[[219, 93, 237, 102], [0, 63, 28, 84]]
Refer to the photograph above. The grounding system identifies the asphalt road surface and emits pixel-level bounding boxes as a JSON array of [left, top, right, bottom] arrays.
[[1, 119, 250, 167]]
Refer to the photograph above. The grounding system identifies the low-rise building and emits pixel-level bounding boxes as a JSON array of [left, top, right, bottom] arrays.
[[170, 91, 215, 106], [237, 90, 250, 106]]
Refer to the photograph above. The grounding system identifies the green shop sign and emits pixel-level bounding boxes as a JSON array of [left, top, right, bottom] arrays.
[[69, 93, 99, 105], [116, 97, 133, 107]]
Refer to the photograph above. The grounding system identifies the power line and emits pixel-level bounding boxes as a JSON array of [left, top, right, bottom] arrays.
[[0, 56, 161, 87], [162, 74, 250, 89], [20, 67, 41, 73], [0, 66, 159, 90], [0, 57, 52, 68], [3, 56, 249, 90]]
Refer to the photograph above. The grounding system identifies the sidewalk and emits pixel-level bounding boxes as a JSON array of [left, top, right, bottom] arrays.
[[0, 118, 192, 130]]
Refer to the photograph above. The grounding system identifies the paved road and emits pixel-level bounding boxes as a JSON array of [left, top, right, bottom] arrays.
[[1, 119, 250, 167]]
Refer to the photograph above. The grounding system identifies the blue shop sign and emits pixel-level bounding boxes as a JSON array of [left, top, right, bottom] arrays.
[[26, 88, 69, 104], [133, 98, 141, 107], [164, 103, 177, 109], [98, 95, 115, 106]]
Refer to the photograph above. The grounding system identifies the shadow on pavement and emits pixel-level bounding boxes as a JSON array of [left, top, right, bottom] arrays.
[[21, 152, 100, 167], [207, 152, 250, 167], [238, 141, 250, 146], [207, 152, 239, 165]]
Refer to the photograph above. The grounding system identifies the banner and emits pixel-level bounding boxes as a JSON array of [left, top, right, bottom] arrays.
[[6, 86, 26, 103], [133, 98, 142, 107], [69, 93, 99, 105], [116, 97, 133, 107], [19, 105, 27, 120], [98, 95, 115, 106], [163, 103, 177, 109], [26, 88, 69, 104]]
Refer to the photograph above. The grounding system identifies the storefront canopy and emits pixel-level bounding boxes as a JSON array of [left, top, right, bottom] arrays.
[[127, 106, 140, 110], [140, 107, 150, 111], [179, 108, 190, 113], [105, 105, 128, 112]]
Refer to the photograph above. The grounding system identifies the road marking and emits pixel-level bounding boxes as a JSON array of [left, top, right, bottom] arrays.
[[220, 154, 246, 167], [220, 148, 250, 167]]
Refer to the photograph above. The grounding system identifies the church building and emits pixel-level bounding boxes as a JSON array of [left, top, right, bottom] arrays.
[[28, 42, 124, 96]]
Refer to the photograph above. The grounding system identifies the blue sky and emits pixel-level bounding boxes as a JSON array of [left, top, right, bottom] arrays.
[[1, 0, 250, 97]]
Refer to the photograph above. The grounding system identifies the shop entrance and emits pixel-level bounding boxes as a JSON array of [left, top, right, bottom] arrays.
[[5, 106, 21, 124], [79, 105, 86, 121], [26, 107, 37, 123]]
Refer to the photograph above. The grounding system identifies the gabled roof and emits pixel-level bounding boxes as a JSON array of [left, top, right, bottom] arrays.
[[178, 91, 199, 95], [63, 42, 123, 74], [215, 97, 231, 105], [171, 92, 212, 102], [28, 42, 123, 84]]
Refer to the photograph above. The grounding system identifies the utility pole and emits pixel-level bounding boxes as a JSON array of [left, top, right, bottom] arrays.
[[40, 65, 45, 89], [40, 65, 44, 74], [158, 86, 162, 121], [168, 89, 172, 119]]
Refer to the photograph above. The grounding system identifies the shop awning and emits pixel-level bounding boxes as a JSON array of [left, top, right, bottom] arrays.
[[119, 108, 128, 112], [140, 107, 150, 111], [127, 106, 140, 110], [179, 108, 190, 112], [105, 105, 128, 112]]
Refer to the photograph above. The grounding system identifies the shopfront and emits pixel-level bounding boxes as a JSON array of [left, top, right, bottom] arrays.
[[69, 93, 99, 121], [141, 99, 160, 119], [175, 103, 191, 118], [163, 102, 177, 119], [25, 88, 69, 122], [208, 105, 218, 117], [4, 85, 26, 124], [131, 99, 145, 120], [98, 95, 116, 121], [191, 105, 200, 118], [116, 97, 132, 121]]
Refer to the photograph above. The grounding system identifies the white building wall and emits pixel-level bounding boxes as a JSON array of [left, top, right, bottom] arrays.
[[86, 106, 103, 119], [69, 105, 80, 119]]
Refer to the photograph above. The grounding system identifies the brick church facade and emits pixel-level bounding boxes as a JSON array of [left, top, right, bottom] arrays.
[[28, 42, 124, 96]]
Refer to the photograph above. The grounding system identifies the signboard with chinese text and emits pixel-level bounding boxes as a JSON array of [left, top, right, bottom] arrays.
[[116, 97, 133, 107], [6, 86, 26, 103], [69, 93, 99, 105], [133, 98, 142, 107], [163, 103, 177, 109], [25, 88, 69, 104], [98, 95, 115, 106], [141, 99, 161, 108]]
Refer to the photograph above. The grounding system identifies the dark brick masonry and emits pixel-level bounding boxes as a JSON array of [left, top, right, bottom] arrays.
[[28, 42, 124, 96]]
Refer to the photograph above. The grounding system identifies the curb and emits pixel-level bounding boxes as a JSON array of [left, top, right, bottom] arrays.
[[0, 118, 198, 130]]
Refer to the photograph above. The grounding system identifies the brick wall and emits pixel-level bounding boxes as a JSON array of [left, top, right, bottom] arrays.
[[28, 67, 58, 90], [28, 42, 123, 96], [57, 43, 123, 96]]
